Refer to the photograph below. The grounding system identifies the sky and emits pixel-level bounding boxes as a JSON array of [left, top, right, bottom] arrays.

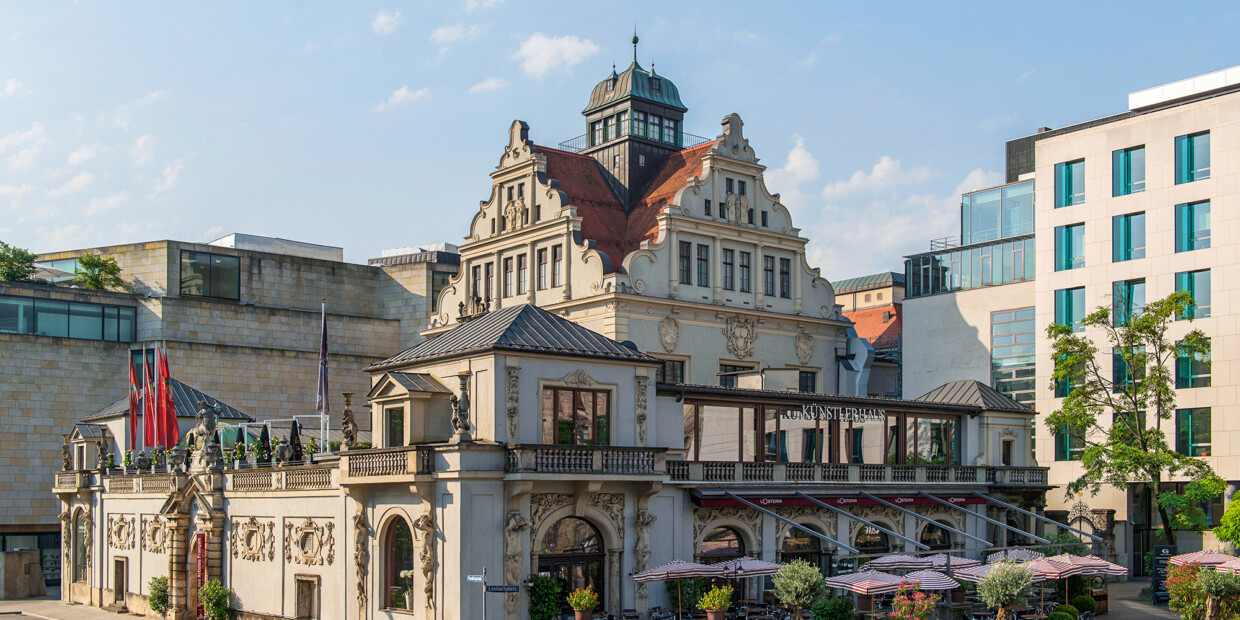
[[2, 2, 1238, 281]]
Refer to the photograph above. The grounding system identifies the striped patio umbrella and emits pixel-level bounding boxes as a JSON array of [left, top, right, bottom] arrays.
[[1215, 558, 1240, 575], [927, 553, 981, 569], [717, 557, 781, 578], [1024, 558, 1086, 580], [1045, 554, 1128, 577], [824, 571, 906, 595], [987, 549, 1045, 563], [632, 559, 723, 582], [864, 554, 933, 572], [1170, 550, 1235, 567], [901, 570, 959, 591], [953, 563, 1047, 584]]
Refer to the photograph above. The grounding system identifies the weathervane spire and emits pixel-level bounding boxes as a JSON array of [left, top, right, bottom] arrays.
[[632, 26, 639, 64]]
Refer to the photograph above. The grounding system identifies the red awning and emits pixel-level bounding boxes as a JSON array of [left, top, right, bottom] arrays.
[[693, 493, 987, 509]]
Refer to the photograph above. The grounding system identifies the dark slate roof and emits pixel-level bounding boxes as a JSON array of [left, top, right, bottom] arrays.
[[82, 378, 255, 423], [73, 423, 107, 438], [915, 380, 1033, 413], [366, 372, 452, 398], [656, 383, 980, 413], [371, 304, 659, 370], [833, 271, 905, 295], [584, 60, 687, 114]]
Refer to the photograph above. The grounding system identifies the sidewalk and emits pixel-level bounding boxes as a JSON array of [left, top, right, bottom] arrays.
[[0, 590, 138, 619], [1107, 579, 1177, 620]]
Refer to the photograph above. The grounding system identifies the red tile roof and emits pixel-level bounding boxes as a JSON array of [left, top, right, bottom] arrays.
[[844, 304, 902, 345], [535, 141, 715, 273]]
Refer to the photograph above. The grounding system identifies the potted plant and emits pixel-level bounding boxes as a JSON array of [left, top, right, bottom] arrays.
[[231, 442, 247, 469], [399, 569, 415, 609], [566, 585, 600, 620], [198, 578, 233, 620], [123, 450, 134, 473], [772, 558, 827, 618], [891, 582, 942, 620], [148, 575, 169, 618], [951, 577, 973, 604], [698, 584, 734, 620], [976, 562, 1033, 620]]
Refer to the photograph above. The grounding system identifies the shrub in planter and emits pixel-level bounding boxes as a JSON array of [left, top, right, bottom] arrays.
[[772, 558, 827, 616], [665, 578, 708, 612], [890, 583, 941, 620], [527, 576, 562, 620], [811, 597, 855, 620], [698, 584, 734, 618], [1054, 604, 1078, 619], [567, 585, 600, 611], [1167, 563, 1205, 620], [198, 579, 233, 620], [148, 576, 169, 617], [1070, 595, 1096, 614], [1197, 568, 1240, 620], [1048, 612, 1074, 620], [976, 561, 1034, 620]]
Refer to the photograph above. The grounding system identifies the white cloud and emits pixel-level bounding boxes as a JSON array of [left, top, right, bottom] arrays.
[[0, 78, 27, 97], [372, 10, 401, 35], [38, 224, 96, 250], [68, 143, 98, 166], [765, 135, 821, 191], [468, 78, 508, 94], [112, 90, 165, 130], [512, 33, 598, 79], [131, 134, 154, 165], [200, 225, 225, 242], [952, 168, 1004, 196], [1, 122, 47, 171], [0, 183, 35, 207], [820, 156, 933, 199], [47, 172, 95, 197], [151, 159, 183, 197], [465, 0, 505, 11], [372, 86, 429, 112], [84, 191, 128, 216], [1016, 69, 1038, 83], [432, 24, 482, 45]]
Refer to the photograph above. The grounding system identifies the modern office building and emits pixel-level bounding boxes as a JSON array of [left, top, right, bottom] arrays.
[[52, 50, 1049, 619], [903, 64, 1240, 569], [2, 234, 456, 584]]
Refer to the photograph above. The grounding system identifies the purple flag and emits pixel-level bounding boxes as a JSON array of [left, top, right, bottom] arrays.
[[316, 302, 329, 415]]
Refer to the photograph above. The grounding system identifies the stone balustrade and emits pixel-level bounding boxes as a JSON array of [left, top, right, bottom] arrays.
[[505, 445, 665, 476], [664, 461, 1048, 486], [339, 446, 435, 483]]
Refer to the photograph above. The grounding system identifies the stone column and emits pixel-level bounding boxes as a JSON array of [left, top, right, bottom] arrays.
[[755, 243, 766, 307], [711, 235, 722, 304], [166, 514, 191, 620], [668, 225, 679, 300], [526, 241, 536, 305], [561, 230, 573, 301], [794, 250, 804, 315], [493, 250, 504, 310]]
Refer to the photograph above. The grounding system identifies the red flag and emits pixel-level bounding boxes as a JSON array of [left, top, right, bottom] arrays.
[[160, 344, 179, 446], [143, 347, 157, 447], [128, 356, 140, 448]]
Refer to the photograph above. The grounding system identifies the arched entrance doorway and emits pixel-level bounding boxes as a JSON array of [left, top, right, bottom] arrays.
[[538, 517, 605, 614], [919, 521, 954, 551], [854, 524, 891, 556], [699, 527, 745, 564], [781, 525, 826, 573]]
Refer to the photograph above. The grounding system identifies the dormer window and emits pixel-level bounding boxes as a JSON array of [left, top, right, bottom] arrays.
[[651, 78, 661, 91], [606, 79, 615, 92]]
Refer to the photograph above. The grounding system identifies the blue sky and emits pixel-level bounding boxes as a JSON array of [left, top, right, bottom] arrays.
[[2, 2, 1237, 280]]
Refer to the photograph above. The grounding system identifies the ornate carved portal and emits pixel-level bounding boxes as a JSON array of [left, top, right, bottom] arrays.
[[658, 315, 680, 352], [693, 507, 761, 558], [284, 518, 335, 566], [505, 366, 521, 443], [229, 516, 275, 562], [529, 492, 626, 616], [723, 314, 757, 359], [634, 376, 649, 447]]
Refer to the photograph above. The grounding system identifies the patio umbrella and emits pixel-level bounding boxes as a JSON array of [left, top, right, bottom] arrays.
[[864, 554, 933, 572], [901, 570, 959, 591], [953, 563, 1047, 584], [1024, 558, 1086, 614], [1170, 550, 1235, 567], [1215, 558, 1240, 575], [717, 557, 781, 578], [1045, 554, 1128, 577], [987, 549, 1045, 563], [824, 571, 906, 595], [927, 553, 981, 570], [633, 560, 723, 612]]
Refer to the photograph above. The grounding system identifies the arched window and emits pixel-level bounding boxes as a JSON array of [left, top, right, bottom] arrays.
[[73, 511, 87, 583], [699, 527, 745, 564], [854, 524, 890, 555], [781, 525, 825, 572], [383, 517, 414, 610], [920, 521, 954, 551], [538, 517, 605, 614], [1006, 517, 1028, 547]]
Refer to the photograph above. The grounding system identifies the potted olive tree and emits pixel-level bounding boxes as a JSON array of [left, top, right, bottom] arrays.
[[772, 559, 827, 617], [976, 562, 1033, 620], [698, 584, 734, 620]]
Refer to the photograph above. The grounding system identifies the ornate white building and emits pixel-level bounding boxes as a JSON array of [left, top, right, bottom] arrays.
[[54, 55, 1051, 620]]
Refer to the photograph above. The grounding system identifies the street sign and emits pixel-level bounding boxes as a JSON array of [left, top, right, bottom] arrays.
[[467, 574, 484, 583], [487, 585, 520, 593], [1152, 545, 1175, 605]]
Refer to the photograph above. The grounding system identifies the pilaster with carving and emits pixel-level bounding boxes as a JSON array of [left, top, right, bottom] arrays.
[[634, 376, 649, 447], [352, 504, 368, 620], [505, 366, 521, 443], [633, 482, 661, 612], [413, 482, 437, 614]]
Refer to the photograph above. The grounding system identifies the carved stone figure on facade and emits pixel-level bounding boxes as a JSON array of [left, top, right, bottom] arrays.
[[274, 437, 292, 465], [725, 193, 749, 225], [658, 315, 680, 352], [503, 198, 527, 232], [449, 373, 473, 444], [62, 439, 72, 470], [504, 367, 520, 443], [188, 400, 223, 471], [414, 513, 436, 611], [724, 314, 757, 359], [353, 506, 369, 620], [135, 450, 151, 470], [634, 376, 649, 447], [340, 392, 358, 450], [634, 509, 656, 571], [503, 512, 529, 616], [95, 440, 107, 471], [458, 295, 490, 323]]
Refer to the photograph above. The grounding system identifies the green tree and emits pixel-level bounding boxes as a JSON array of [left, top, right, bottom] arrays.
[[0, 241, 38, 282], [1046, 290, 1215, 546], [1214, 500, 1240, 549], [74, 253, 124, 290], [772, 559, 827, 616]]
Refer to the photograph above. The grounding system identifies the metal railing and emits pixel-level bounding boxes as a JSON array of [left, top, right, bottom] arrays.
[[929, 236, 960, 251], [664, 462, 1047, 485], [506, 445, 665, 476], [556, 130, 713, 154]]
